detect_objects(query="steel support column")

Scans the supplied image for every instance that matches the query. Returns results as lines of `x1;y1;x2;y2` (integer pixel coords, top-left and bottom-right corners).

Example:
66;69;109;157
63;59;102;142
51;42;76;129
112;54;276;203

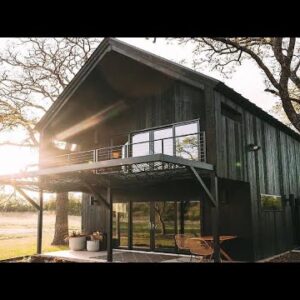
106;186;113;262
37;189;43;254
211;175;220;262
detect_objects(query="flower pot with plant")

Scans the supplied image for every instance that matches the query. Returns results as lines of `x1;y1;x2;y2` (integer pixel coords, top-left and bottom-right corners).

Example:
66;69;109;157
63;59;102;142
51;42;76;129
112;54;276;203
65;231;87;251
87;231;103;252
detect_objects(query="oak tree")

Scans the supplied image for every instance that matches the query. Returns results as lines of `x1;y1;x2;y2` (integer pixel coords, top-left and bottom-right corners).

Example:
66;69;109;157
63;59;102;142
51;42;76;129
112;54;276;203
0;38;101;244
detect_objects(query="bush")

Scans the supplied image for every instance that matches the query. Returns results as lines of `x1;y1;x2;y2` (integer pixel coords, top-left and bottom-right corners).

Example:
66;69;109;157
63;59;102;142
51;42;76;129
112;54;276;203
0;194;82;216
0;197;36;212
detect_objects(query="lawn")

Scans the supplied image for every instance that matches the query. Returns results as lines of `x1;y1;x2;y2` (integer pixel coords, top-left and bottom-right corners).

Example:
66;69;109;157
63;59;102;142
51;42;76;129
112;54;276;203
0;211;81;260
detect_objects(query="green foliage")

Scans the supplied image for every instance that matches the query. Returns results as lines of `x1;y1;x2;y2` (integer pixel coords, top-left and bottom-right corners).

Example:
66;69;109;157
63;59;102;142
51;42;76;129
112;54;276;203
0;194;82;216
175;136;198;160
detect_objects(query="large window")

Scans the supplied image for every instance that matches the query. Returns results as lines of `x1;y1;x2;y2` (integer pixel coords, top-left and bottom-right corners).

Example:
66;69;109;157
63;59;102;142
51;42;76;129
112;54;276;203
113;203;129;248
132;132;150;157
154;128;173;156
130;120;200;160
175;122;198;160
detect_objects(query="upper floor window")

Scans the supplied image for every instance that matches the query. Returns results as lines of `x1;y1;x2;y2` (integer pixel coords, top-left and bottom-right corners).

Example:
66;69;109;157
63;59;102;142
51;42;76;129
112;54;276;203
130;120;200;161
52;140;78;152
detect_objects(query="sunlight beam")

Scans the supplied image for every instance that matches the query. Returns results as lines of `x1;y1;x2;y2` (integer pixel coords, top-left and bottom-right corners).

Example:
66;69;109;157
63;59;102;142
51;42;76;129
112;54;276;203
55;100;127;141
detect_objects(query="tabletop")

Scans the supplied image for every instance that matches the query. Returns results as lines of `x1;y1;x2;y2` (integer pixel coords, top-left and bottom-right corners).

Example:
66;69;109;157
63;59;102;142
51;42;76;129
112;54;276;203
189;235;237;242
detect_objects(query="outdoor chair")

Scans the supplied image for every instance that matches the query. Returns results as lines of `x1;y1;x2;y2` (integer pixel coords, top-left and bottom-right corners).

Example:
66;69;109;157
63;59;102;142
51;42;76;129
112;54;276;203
187;238;214;262
175;234;194;253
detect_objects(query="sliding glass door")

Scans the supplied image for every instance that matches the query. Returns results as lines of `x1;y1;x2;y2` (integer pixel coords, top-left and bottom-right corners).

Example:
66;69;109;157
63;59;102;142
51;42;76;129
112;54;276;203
154;201;176;251
112;203;129;248
132;202;151;249
113;200;201;253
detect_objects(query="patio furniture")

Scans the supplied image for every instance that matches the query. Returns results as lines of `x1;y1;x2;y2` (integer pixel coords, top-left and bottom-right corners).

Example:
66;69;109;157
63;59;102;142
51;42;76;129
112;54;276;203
188;238;214;262
189;235;237;261
175;234;194;252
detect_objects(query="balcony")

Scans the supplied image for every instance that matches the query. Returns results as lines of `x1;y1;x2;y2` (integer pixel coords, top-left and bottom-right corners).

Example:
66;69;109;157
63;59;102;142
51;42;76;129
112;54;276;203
40;131;207;170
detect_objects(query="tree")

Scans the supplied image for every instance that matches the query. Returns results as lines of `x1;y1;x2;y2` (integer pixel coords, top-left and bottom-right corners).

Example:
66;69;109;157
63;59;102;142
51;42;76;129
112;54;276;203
154;202;167;235
0;38;101;244
173;38;300;132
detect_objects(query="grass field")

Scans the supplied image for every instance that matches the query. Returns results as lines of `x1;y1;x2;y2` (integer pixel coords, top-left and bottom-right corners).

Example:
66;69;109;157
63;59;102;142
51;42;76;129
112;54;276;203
0;211;81;260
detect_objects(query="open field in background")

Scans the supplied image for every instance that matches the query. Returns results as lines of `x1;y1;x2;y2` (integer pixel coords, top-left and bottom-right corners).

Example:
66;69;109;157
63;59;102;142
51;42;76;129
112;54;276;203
0;212;81;260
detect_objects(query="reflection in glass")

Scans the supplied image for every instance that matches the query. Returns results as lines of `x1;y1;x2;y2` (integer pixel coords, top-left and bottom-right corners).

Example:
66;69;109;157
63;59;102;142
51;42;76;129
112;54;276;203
261;194;282;211
113;203;129;248
132;202;151;248
183;201;201;236
175;123;199;160
154;202;176;250
132;132;150;157
154;128;173;155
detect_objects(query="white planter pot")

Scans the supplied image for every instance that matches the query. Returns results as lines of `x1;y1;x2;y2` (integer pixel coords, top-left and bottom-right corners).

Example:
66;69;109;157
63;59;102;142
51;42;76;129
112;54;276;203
69;236;86;251
87;240;100;252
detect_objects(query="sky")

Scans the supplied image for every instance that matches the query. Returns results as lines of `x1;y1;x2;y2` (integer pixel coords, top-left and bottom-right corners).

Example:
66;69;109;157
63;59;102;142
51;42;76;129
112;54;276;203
0;37;279;175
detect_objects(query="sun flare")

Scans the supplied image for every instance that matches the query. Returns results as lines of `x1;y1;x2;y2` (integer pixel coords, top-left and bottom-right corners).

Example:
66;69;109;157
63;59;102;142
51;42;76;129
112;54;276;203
0;146;38;175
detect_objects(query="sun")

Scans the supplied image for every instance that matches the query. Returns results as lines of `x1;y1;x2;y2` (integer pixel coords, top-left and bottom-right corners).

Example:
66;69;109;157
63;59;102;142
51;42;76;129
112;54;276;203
0;146;38;175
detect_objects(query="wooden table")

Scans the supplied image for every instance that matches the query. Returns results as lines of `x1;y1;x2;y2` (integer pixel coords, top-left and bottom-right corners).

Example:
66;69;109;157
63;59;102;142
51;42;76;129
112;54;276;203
189;235;237;261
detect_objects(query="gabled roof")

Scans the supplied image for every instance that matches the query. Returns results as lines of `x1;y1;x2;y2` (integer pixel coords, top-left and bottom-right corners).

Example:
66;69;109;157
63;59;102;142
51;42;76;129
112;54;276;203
35;38;219;131
35;38;300;142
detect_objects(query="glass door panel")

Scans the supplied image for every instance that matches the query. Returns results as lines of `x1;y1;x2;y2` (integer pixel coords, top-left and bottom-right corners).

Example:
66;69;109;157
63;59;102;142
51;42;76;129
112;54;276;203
182;201;201;236
132;202;151;249
175;122;199;160
154;128;173;156
154;201;176;251
132;132;150;157
113;203;129;248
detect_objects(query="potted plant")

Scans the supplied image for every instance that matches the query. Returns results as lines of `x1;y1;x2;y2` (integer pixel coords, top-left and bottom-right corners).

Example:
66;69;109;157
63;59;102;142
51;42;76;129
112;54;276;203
65;231;87;251
87;231;103;252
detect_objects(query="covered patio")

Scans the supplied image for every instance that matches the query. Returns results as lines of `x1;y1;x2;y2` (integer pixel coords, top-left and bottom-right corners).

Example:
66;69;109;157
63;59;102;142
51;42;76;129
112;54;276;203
0;152;221;262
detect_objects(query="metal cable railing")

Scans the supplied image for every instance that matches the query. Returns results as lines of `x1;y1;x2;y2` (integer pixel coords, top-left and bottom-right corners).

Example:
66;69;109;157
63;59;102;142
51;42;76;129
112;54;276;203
38;131;207;169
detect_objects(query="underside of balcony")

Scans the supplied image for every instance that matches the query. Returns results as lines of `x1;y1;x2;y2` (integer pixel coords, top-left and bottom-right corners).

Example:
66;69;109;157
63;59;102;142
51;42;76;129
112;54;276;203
0;154;214;193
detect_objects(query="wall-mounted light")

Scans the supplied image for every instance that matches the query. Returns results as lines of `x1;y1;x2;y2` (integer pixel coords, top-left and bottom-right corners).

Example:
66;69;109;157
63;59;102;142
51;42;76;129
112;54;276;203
90;196;100;206
247;143;261;152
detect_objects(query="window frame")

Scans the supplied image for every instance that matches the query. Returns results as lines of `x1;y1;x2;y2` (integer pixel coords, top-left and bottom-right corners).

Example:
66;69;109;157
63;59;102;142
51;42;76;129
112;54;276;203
260;193;283;212
129;119;201;160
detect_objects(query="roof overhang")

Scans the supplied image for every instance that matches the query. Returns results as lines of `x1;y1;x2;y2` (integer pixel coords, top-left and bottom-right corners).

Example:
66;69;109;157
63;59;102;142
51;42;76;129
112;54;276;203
35;38;218;132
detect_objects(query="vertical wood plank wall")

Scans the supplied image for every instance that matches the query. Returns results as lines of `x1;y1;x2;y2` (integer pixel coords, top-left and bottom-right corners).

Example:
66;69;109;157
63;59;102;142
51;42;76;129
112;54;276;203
81;81;300;261
214;91;300;260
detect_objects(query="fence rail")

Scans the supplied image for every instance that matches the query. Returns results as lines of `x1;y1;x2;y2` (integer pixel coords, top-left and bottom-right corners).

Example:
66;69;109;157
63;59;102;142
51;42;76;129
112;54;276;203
38;131;207;169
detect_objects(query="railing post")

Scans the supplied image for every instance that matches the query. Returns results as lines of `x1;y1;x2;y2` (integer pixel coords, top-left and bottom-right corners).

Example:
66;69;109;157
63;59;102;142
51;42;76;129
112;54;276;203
161;139;164;155
93;149;97;163
37;188;43;254
203;132;207;162
197;132;201;161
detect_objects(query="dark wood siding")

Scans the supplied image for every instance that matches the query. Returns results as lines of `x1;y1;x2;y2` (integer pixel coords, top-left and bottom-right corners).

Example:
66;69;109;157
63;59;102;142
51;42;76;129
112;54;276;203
134;81;205;131
214;90;300;260
215;93;244;181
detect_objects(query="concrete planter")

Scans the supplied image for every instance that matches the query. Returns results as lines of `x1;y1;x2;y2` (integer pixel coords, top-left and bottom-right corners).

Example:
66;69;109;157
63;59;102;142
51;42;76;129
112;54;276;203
69;236;86;251
87;240;100;252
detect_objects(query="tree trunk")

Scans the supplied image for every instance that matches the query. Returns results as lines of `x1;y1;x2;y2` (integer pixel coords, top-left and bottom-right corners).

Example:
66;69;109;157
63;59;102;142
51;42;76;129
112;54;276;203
281;96;300;132
159;214;166;235
154;203;166;235
51;192;69;245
